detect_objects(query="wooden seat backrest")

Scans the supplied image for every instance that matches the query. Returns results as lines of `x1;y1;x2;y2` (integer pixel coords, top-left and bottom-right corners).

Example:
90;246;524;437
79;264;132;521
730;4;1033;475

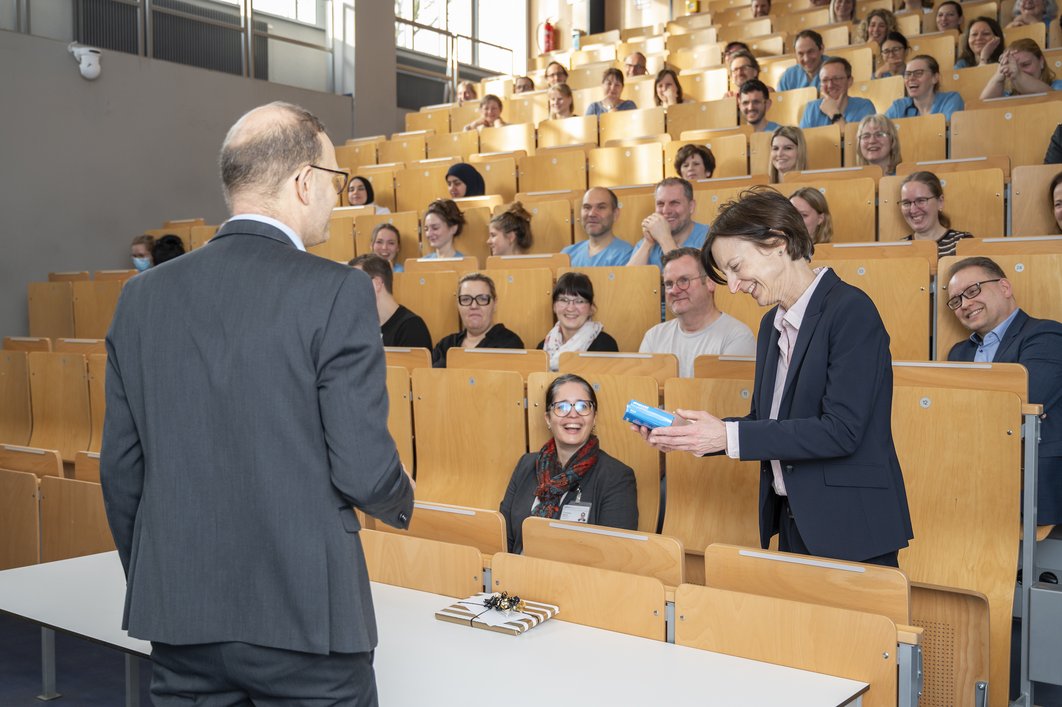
0;469;39;570
557;266;662;352
39;476;115;563
815;257;932;360
425;131;478;160
662;375;762;583
487;267;554;348
951;101;1062;167
692;354;756;380
393;270;460;345
588;143;665;188
896;154;1011;180
385;366;414;474
486;253;570;272
54;338;106;354
521;516;685;586
480;123;536;156
907;32;959;73
537;116;599;149
405;108;451;135
935;252;1062;358
468;154;519;202
359;163;403;212
1011;163;1062;237
490;552;667;640
704;543;910;624
28;282;75;340
675;585;895;707
878;168;1005;242
599;107;666;145
0;444;62;478
678;67;731;103
86;353;105;454
3;336;52;353
956;236;1062;257
527;371;662;533
763;86;817;129
850;74;905;114
518;150;588;193
665;99;740;140
73;451;100;483
378;133;428;165
384;347;432;371
27;352;91;463
411;367;526;509
447;348;549;379
361;529;483;598
781;178;876;243
910;581;991;707
557;351;678;385
310;214;356;262
48;271;90;282
402;256;479;275
891;362;1022;707
749;120;839;174
394;161;452;213
0;351;32;447
505;92;549;125
365;500;507;556
608;189;657;248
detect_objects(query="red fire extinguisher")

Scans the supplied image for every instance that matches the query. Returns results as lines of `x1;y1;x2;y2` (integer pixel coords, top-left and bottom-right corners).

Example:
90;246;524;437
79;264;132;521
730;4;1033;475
538;18;557;54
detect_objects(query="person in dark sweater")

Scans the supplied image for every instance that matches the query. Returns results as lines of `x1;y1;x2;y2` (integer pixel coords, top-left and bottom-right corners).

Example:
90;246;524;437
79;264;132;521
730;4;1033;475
537;272;619;370
431;272;523;367
500;373;638;553
349;254;432;349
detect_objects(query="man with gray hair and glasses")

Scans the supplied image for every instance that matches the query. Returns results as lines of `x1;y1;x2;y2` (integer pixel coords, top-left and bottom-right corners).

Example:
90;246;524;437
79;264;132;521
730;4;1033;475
946;256;1062;525
639;247;755;376
102;101;415;705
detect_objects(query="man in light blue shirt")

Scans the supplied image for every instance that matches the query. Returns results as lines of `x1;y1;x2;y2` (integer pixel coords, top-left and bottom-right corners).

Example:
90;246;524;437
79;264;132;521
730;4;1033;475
562;187;634;267
778;30;829;92
799;57;877;129
627;178;709;270
739;80;782;133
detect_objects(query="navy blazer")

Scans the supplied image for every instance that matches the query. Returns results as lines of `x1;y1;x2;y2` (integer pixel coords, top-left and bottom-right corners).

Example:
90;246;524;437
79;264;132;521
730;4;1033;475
732;269;914;562
101;219;415;655
948;309;1062;524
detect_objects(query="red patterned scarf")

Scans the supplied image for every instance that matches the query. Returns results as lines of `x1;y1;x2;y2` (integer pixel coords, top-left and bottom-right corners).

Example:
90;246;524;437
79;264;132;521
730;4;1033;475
532;436;600;518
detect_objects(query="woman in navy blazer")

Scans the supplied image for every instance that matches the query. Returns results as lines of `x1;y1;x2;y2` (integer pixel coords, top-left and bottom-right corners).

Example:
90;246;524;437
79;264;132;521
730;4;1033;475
643;188;914;565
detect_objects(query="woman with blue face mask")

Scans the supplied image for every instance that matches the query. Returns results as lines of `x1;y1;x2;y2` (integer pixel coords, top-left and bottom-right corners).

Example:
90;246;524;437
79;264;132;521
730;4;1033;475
130;234;154;272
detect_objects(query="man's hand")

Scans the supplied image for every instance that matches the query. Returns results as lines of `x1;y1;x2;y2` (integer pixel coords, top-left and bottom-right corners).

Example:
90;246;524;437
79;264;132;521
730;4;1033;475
641;213;670;244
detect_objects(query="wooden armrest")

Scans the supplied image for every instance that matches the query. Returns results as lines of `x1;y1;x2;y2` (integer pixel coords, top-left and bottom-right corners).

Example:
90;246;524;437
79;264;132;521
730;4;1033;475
1020;524;1055;542
665;586;676;604
1023;403;1044;416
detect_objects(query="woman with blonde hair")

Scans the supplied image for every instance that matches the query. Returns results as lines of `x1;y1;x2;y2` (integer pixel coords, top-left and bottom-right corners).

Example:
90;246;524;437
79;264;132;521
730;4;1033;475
487;202;534;256
854;114;902;176
769;126;808;184
790;187;834;244
547;83;575;120
829;0;856;24
980;38;1062;98
857;9;898;45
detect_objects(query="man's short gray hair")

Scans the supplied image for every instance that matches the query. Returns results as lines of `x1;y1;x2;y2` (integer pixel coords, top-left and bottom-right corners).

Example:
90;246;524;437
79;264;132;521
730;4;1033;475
220;101;327;205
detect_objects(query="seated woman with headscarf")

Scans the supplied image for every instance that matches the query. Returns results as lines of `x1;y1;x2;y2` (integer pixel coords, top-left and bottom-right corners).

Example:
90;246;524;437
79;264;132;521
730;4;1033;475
537;272;618;371
445;163;486;199
500;373;638;553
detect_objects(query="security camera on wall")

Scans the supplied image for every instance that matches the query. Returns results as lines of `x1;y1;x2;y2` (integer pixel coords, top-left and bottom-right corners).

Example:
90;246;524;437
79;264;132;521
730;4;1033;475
68;43;102;80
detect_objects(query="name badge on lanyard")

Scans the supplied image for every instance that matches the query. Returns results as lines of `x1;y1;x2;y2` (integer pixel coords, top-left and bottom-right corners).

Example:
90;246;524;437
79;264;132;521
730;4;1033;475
560;501;592;523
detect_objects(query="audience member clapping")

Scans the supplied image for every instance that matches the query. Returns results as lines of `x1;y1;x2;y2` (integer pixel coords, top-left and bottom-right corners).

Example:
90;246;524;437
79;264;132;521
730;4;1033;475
537;273;619;371
1008;0;1057;28
980;39;1062;99
500;373;637;553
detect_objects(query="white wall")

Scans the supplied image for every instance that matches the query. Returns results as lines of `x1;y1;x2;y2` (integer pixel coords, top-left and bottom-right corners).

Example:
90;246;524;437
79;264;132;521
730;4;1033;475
0;29;353;337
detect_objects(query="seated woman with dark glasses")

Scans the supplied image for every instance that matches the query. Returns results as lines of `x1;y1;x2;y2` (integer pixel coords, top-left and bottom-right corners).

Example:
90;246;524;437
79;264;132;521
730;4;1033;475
431;272;524;367
500;373;638;553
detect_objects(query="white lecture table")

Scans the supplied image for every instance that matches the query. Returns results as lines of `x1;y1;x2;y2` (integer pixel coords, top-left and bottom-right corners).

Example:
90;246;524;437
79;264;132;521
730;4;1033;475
0;552;867;706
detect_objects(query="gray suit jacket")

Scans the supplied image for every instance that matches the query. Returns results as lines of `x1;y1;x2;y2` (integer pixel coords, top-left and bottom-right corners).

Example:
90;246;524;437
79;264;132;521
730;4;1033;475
101;218;414;655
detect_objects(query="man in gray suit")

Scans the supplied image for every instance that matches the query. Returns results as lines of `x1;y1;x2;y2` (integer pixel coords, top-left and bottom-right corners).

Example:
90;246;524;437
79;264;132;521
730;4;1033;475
101;101;415;705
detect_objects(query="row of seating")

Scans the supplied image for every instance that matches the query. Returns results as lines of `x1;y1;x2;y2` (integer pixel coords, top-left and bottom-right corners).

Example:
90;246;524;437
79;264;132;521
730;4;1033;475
368;97;1060;175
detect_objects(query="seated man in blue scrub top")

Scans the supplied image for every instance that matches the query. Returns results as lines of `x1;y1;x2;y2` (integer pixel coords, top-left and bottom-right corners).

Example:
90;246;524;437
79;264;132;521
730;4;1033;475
562;187;634;267
778;30;830;91
626;178;709;270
